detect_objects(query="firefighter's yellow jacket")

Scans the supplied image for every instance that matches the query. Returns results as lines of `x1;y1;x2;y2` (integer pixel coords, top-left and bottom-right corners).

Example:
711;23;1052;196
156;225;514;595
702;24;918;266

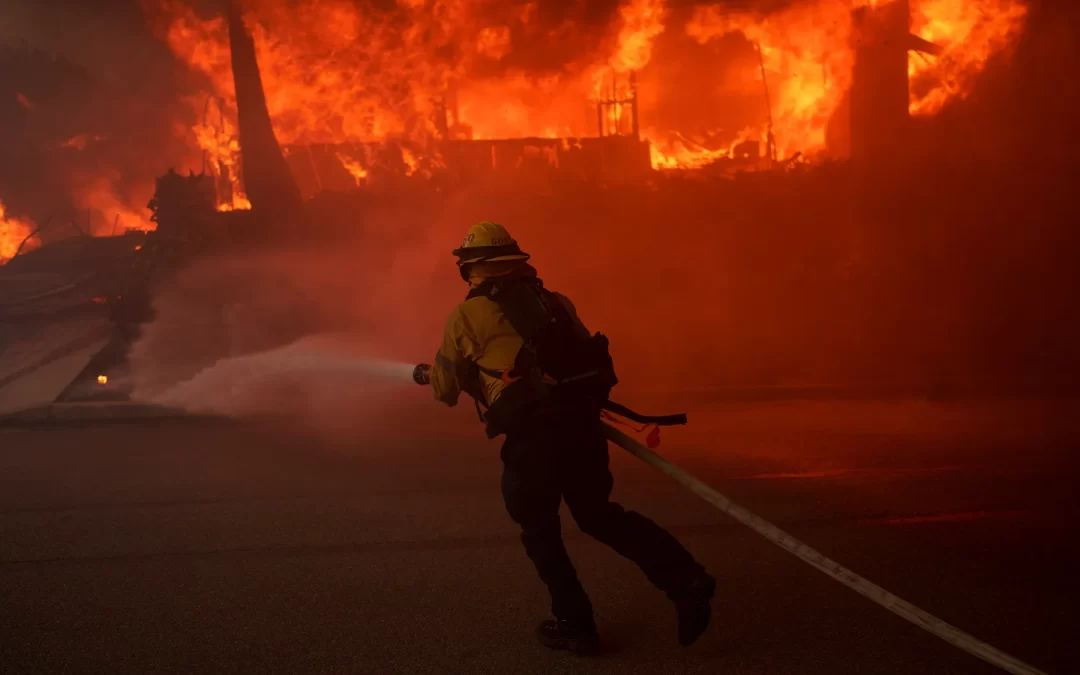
431;264;588;407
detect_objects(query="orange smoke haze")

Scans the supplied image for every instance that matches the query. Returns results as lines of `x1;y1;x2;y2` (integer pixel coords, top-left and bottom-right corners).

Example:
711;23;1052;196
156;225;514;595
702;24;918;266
72;175;156;234
1;28;190;242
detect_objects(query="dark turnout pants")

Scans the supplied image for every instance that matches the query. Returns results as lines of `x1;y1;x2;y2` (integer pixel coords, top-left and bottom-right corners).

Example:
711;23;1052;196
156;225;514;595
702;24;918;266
500;413;705;622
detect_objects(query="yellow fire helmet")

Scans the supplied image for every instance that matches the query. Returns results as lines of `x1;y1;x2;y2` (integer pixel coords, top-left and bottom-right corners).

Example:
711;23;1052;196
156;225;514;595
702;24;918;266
452;221;531;268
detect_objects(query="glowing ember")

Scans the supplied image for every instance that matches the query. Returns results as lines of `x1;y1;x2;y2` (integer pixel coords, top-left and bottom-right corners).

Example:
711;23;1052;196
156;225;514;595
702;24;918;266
97;375;109;385
216;194;253;212
0;200;37;265
401;148;419;177
335;152;368;186
57;134;107;151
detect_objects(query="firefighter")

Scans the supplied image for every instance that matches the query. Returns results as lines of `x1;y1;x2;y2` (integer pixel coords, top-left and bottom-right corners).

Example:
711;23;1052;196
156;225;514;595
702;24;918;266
425;221;716;654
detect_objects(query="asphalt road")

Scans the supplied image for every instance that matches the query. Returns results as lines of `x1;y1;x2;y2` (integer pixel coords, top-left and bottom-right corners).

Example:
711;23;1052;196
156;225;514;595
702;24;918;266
1;399;1077;674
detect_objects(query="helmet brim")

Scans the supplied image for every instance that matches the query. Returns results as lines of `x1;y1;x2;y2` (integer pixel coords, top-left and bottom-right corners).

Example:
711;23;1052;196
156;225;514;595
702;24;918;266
453;242;530;267
458;253;531;265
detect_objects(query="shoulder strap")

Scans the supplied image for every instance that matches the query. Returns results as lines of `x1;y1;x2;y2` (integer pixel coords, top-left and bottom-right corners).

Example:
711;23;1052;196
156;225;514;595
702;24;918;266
465;278;499;301
465;276;544;301
466;277;553;345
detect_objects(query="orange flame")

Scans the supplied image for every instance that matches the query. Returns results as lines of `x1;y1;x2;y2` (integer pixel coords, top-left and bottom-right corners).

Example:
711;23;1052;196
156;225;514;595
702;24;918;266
648;127;768;171
1;200;37;265
611;0;667;73
194;104;252;211
688;0;1027;159
216;194;253;212
908;0;1030;115
335;151;368;186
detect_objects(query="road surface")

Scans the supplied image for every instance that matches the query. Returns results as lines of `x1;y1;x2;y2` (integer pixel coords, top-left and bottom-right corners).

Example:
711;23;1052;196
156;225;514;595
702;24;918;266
1;398;1076;674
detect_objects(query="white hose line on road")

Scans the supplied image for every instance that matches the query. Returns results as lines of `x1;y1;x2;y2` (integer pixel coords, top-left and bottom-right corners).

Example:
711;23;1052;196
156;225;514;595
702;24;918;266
602;424;1049;675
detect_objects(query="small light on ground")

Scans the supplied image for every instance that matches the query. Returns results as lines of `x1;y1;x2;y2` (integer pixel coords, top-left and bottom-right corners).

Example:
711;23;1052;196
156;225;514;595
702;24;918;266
97;375;108;385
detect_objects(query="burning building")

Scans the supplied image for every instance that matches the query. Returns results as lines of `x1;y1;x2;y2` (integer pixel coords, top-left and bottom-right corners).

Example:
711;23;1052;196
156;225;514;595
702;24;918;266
0;0;1031;247
148;0;1029;210
282;74;653;198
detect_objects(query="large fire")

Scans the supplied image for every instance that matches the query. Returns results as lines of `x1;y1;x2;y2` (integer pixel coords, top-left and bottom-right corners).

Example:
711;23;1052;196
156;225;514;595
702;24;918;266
686;0;1028;160
150;0;1026;204
0;200;38;265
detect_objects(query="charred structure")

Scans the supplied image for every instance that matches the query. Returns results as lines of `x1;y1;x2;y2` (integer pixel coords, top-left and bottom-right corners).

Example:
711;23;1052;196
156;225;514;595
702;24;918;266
225;1;303;214
849;0;943;162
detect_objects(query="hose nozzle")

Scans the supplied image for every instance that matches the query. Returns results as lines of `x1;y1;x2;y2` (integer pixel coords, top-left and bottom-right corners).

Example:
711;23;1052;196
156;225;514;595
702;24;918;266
413;363;431;386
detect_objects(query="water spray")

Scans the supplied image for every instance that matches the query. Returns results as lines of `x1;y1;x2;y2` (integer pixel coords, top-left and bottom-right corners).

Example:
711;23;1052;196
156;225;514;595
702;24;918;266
140;335;419;415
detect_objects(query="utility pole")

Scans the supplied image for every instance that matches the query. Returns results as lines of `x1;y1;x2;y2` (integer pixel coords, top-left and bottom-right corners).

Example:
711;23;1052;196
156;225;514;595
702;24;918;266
756;41;777;164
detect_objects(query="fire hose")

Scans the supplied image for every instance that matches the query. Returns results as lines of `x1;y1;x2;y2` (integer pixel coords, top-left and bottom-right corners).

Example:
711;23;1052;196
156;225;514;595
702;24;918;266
413;362;1048;675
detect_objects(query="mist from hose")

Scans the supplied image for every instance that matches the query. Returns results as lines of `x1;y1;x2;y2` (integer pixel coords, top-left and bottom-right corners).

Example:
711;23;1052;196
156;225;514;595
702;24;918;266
141;334;416;418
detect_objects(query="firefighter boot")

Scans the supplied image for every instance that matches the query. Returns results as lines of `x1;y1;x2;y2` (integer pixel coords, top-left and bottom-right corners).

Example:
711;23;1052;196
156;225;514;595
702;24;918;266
535;617;600;655
675;573;716;646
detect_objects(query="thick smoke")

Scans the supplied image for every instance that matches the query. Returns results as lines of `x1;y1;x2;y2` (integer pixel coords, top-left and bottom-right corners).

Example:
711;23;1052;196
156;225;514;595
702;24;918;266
0;0;199;236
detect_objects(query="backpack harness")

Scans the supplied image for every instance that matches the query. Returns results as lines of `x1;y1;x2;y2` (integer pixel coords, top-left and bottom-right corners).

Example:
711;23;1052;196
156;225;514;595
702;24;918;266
461;276;687;438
